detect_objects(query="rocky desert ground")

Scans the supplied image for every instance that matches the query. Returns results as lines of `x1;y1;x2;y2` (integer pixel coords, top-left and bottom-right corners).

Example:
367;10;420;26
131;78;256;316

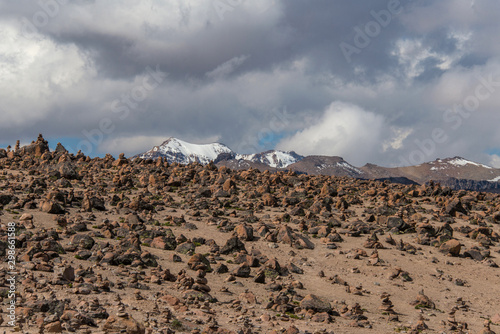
0;135;499;334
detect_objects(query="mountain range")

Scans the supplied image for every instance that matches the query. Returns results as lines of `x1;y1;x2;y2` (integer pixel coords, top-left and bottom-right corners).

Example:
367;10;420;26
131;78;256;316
135;138;500;192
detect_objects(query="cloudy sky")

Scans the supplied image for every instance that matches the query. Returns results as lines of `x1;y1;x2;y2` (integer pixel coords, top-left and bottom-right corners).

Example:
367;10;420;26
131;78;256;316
1;0;500;167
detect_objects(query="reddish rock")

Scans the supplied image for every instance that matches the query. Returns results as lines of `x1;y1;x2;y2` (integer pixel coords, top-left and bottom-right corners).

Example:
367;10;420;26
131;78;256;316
40;201;64;214
439;239;461;256
103;315;145;334
44;321;63;333
235;224;254;241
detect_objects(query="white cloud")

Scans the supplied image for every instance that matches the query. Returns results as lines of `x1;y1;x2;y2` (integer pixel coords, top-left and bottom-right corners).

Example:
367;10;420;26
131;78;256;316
489;154;500;168
430;60;500;109
277;102;385;166
383;127;413;152
205;55;249;79
391;33;471;80
0;24;92;127
1;1;500;168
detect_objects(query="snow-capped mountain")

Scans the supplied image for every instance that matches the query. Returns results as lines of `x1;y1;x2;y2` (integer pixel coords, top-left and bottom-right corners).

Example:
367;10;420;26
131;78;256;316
136;138;302;168
135;139;500;192
361;156;500;188
137;138;233;165
427;157;493;170
236;150;303;168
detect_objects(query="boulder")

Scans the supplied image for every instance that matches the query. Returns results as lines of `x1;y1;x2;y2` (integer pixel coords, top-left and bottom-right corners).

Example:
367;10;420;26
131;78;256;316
188;253;211;271
220;236;246;255
150;236;177;250
443;198;467;217
103;315;145;334
300;294;332;313
69;234;95;250
235;224;254;241
232;263;251;278
40;201;65;214
439;239;461;256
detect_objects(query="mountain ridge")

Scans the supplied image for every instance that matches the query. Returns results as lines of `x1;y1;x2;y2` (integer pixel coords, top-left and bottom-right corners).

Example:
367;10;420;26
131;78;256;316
134;137;500;191
136;137;303;169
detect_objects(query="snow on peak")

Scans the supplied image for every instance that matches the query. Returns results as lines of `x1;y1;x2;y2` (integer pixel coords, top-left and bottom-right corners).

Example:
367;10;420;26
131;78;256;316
446;157;492;169
236;150;303;168
429;157;493;170
337;161;362;174
140;137;233;164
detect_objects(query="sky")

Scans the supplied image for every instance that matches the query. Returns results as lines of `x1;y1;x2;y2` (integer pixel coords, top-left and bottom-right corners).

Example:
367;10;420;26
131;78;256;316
1;0;500;167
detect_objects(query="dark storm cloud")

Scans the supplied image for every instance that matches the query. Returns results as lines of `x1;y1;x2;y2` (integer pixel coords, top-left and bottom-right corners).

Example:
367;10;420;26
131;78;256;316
1;0;500;166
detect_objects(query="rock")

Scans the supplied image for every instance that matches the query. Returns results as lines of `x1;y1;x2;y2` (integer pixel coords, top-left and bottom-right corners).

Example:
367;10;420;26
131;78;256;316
54;142;68;154
276;225;314;249
59;163;78;179
254;271;266;284
232;263;251;278
19;213;33;221
19;134;50;157
444;198;468;217
386;216;408;231
311;312;331;323
222;178;236;191
287;262;304;274
214;264;229;274
239;291;257;304
103;314;145;334
188;253;211;271
300;294;332;313
151;236;177;250
262;193;277;206
464;249;484;261
69;234;95;250
491;313;500;325
235;224;254;241
439;239;461;256
40;201;65;214
182;289;213;302
277;225;294;245
492;212;500;224
175;242;196;254
44;321;63;332
113;153;129;167
82;194;106;211
0;194;13;206
410;290;435;309
220;236;246;255
54;266;75;282
284;325;300;334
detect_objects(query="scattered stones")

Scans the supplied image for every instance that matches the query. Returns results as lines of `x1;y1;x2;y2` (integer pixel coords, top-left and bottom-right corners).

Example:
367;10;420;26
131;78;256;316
1;134;499;334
